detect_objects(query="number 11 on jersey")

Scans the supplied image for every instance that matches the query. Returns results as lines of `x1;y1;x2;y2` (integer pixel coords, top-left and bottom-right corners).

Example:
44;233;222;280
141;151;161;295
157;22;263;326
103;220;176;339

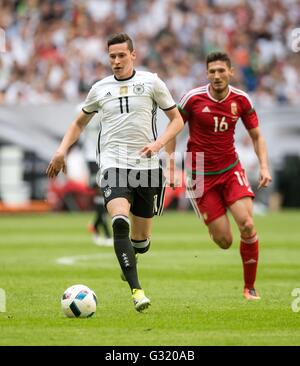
119;96;129;113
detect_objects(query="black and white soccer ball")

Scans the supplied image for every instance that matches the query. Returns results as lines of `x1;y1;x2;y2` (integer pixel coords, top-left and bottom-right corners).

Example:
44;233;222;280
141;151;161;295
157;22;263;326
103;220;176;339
61;284;97;318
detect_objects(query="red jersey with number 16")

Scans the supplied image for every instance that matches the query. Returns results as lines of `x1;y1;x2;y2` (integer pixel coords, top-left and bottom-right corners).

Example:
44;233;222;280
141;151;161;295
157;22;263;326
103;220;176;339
178;84;259;174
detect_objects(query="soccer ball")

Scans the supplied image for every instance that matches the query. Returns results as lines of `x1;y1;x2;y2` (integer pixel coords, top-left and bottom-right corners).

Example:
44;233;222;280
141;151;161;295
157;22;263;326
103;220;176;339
61;284;97;318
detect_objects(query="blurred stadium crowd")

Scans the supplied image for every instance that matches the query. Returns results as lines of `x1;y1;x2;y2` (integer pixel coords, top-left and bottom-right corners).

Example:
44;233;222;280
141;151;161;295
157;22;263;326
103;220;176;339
0;0;299;106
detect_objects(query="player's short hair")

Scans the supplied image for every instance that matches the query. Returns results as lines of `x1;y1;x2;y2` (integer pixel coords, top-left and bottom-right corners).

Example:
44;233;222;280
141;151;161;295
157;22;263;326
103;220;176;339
206;52;231;68
107;33;134;52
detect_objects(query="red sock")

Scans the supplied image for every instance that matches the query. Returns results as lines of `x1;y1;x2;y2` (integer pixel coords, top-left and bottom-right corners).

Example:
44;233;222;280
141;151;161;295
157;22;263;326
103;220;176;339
240;234;259;289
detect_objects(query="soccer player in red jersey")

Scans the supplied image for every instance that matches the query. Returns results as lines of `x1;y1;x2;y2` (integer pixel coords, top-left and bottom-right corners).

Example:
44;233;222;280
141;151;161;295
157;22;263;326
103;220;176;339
178;52;272;300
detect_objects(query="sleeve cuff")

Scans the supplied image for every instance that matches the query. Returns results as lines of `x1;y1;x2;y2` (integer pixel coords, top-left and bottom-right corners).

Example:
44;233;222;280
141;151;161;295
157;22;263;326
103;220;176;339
160;104;176;111
82;108;98;115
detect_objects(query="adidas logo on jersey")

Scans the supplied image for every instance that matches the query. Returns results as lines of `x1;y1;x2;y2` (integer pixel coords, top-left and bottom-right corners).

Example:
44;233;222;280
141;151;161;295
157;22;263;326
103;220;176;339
104;92;112;97
202;106;211;112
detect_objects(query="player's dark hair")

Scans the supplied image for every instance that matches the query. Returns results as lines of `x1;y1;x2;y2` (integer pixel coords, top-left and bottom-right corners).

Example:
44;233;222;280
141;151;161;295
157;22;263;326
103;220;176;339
107;33;134;52
206;52;231;68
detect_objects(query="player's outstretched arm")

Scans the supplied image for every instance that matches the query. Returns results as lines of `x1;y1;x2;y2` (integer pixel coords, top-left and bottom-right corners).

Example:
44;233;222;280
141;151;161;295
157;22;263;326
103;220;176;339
46;111;95;178
248;127;272;189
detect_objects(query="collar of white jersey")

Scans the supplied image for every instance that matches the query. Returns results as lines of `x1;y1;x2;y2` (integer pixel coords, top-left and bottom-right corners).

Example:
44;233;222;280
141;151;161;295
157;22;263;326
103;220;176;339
114;69;136;82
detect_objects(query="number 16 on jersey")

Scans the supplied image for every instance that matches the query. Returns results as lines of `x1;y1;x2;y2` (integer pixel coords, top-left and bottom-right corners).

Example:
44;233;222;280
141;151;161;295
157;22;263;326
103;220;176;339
214;116;228;132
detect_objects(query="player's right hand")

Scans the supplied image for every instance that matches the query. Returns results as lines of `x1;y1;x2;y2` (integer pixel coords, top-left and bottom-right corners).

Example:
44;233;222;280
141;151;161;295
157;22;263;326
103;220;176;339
46;152;66;178
139;140;163;158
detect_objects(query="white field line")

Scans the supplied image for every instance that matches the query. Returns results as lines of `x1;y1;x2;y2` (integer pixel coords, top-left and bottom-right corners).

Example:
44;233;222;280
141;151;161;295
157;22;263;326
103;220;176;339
56;252;114;265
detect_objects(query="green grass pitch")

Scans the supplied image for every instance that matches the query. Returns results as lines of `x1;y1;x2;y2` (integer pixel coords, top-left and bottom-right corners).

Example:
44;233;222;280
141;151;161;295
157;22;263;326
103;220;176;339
0;210;299;345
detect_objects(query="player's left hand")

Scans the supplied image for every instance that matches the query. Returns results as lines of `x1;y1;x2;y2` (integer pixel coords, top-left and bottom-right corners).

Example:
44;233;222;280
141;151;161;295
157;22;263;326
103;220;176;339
258;167;272;189
139;141;163;158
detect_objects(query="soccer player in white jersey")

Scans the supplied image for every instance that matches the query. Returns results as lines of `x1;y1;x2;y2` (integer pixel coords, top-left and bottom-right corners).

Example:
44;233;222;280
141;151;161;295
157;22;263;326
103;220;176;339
46;33;184;312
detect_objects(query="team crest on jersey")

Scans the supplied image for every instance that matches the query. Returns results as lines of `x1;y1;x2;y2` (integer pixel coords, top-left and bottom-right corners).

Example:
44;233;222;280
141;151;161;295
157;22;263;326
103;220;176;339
120;86;128;95
133;83;144;95
231;102;238;115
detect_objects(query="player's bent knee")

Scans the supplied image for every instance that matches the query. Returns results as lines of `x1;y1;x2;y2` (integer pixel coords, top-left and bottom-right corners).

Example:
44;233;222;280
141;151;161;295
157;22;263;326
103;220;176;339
218;240;232;250
212;235;233;249
112;215;130;238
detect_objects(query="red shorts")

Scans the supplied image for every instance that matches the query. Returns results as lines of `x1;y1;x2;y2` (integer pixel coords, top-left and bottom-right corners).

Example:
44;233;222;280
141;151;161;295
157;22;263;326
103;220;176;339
188;161;255;224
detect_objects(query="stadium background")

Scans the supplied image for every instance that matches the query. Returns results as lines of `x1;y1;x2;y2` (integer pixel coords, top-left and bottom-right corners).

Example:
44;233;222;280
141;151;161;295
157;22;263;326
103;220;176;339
0;0;300;209
0;0;300;347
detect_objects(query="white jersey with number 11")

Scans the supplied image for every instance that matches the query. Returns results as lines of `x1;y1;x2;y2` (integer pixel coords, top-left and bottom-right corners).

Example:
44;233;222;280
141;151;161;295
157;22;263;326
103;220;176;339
82;70;176;173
